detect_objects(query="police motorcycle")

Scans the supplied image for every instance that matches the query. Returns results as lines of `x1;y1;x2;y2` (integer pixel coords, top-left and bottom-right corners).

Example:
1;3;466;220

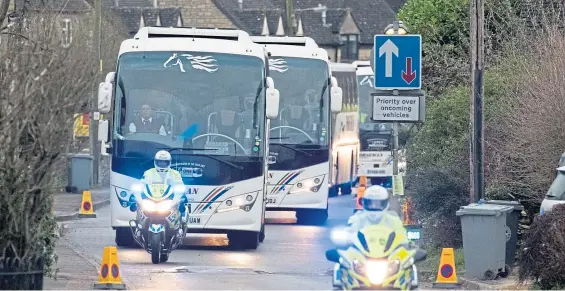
326;224;427;290
127;181;188;264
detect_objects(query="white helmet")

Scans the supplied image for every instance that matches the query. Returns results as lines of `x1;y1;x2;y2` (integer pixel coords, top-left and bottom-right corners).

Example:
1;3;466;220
154;150;172;172
362;185;390;212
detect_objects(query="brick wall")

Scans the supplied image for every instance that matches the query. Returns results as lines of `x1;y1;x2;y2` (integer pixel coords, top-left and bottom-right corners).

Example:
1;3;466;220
158;0;235;28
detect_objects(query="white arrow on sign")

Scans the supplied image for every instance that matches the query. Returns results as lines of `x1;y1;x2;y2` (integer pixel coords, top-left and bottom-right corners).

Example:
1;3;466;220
379;39;399;78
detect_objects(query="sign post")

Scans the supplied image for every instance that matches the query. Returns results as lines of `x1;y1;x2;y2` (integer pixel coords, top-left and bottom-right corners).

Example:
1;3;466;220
369;21;425;221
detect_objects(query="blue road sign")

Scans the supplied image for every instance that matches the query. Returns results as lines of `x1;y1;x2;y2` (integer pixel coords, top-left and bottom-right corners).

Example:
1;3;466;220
374;34;422;90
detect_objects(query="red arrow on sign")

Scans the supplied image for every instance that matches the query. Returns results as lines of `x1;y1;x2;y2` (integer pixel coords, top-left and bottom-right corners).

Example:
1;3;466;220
402;57;416;84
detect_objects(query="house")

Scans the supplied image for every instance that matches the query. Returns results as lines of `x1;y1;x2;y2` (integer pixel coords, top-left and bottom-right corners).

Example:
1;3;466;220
6;0;406;63
6;0;183;47
110;0;406;63
209;0;405;62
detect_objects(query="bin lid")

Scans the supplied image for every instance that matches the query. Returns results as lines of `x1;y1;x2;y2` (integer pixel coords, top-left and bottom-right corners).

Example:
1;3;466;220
483;200;524;211
456;203;513;216
71;153;94;160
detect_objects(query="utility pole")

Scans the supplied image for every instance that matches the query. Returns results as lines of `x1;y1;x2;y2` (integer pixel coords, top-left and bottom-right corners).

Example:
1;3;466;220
390;21;401;217
469;0;484;203
285;0;293;35
89;0;102;185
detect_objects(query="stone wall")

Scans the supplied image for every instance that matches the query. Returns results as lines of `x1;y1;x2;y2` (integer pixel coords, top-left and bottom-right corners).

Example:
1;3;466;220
157;0;236;28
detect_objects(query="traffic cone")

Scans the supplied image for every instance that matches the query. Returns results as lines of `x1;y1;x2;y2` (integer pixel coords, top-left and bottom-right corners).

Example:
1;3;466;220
358;175;368;188
94;246;126;290
354;176;366;213
354;175;368;199
432;248;461;289
78;190;97;218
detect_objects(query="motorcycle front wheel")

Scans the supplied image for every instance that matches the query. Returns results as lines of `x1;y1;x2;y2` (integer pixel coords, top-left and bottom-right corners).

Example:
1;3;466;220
151;233;162;264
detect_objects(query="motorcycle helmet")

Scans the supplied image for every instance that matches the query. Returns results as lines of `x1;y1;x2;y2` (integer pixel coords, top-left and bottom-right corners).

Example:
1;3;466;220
154;150;172;172
362;185;390;212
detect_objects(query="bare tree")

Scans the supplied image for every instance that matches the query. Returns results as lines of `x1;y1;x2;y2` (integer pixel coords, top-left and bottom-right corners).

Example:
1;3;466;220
0;7;124;288
0;0;11;31
484;1;565;210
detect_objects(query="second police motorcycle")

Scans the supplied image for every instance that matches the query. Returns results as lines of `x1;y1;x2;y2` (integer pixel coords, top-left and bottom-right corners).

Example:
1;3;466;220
326;185;427;290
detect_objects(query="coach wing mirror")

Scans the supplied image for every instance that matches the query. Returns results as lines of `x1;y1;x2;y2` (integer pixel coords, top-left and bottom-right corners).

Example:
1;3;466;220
266;77;280;119
98;120;110;156
98;119;109;143
98;72;115;113
330;76;343;113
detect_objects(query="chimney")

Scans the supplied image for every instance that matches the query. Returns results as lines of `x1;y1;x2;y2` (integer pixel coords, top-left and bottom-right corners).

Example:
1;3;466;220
295;16;303;36
153;0;158;8
261;14;269;35
238;0;242;10
275;15;285;36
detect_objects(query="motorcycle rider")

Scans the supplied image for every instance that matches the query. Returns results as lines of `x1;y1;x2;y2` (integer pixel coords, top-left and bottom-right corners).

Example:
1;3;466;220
141;150;184;186
140;151;189;224
331;185;419;289
348;185;404;229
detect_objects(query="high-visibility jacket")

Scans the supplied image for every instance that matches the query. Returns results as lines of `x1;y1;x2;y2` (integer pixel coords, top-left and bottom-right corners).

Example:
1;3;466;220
141;168;183;199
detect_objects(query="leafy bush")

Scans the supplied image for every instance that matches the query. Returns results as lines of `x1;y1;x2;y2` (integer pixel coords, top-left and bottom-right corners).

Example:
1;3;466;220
405;82;472;248
518;204;565;289
405;66;515;248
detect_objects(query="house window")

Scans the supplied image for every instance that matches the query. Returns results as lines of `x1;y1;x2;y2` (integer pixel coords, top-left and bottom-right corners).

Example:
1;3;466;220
340;34;358;62
61;18;72;48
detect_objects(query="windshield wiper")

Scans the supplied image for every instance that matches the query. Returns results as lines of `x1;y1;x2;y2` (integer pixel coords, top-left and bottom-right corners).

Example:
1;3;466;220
162;148;244;170
270;143;313;157
252;82;263;129
114;132;126;140
319;79;329;123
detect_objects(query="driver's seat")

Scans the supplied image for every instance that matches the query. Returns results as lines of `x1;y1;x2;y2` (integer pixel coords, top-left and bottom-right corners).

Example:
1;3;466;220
282;105;310;130
211;110;243;140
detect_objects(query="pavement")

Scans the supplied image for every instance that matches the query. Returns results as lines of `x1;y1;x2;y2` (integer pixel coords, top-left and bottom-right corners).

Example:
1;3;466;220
46;187;525;290
53;189;111;221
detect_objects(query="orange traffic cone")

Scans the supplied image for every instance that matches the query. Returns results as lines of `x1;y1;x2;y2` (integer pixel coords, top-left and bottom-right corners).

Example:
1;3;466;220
354;175;368;199
358;175;368;188
78;190;97;218
94;246;126;290
432;248;461;289
354;176;367;212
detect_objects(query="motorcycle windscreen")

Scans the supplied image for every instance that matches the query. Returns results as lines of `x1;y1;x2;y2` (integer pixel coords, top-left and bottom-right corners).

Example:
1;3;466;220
147;184;170;199
357;225;406;257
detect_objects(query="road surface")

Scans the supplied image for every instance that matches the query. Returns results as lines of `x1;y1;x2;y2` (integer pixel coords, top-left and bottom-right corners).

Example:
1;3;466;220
60;194;426;289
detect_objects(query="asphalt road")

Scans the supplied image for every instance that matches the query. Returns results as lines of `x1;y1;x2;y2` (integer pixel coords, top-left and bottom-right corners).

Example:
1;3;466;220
63;194;359;289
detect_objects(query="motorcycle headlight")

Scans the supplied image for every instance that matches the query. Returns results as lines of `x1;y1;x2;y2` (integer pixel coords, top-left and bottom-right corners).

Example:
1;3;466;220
366;260;389;285
216;192;258;213
131;183;144;194
141;200;174;213
289;175;325;194
330;227;352;246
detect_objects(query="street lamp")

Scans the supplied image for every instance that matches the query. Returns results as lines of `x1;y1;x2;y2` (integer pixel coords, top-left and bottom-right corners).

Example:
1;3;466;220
370;21;409;72
383;21;408;35
293;4;331;29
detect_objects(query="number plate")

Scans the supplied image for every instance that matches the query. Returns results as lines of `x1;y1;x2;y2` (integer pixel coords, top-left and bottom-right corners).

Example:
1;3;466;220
407;229;421;240
367;169;387;174
267;198;277;204
187;217;201;224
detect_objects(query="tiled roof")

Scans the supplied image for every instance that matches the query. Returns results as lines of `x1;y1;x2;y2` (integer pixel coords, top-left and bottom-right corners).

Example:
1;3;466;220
15;0;92;13
386;0;406;12
14;0;154;13
211;0;402;45
101;0;153;8
109;7;182;35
